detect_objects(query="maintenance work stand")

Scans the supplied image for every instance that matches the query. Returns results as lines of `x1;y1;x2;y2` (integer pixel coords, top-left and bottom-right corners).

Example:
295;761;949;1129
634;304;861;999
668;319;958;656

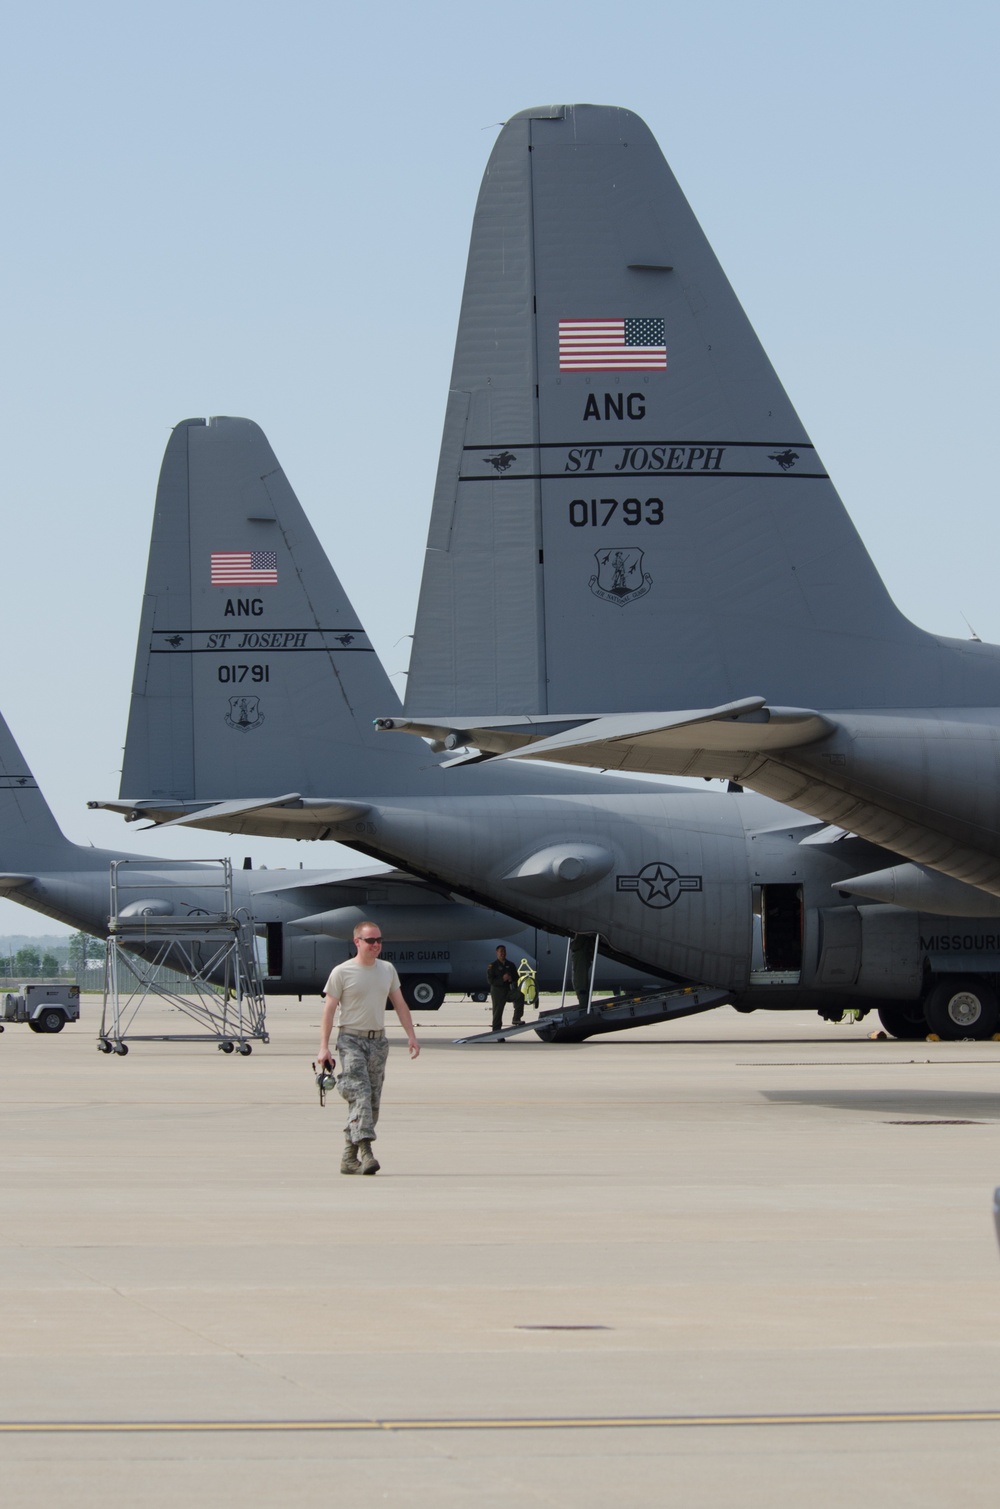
98;858;268;1056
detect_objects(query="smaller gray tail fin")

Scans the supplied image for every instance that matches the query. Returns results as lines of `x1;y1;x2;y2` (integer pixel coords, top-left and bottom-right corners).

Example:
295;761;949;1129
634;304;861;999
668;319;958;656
0;708;77;874
120;417;430;804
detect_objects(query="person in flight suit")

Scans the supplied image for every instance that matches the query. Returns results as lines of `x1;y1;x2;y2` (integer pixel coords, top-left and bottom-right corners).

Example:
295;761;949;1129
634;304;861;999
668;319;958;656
486;945;524;1033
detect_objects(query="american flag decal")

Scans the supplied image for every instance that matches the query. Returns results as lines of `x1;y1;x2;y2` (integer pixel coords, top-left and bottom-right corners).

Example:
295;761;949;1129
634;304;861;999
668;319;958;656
210;551;278;585
558;317;667;371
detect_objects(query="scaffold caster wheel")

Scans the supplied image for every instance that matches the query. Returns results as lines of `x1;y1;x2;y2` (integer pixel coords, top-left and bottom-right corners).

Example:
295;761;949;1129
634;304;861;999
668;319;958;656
97;1040;112;1054
237;1043;252;1056
114;1043;129;1056
220;1041;234;1053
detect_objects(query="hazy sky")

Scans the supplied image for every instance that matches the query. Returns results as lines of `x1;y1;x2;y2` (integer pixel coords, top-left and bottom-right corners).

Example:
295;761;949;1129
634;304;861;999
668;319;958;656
1;0;997;934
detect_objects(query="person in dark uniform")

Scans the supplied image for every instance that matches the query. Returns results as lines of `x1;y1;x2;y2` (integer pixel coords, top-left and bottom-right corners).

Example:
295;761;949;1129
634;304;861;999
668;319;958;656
571;932;598;1009
487;945;524;1032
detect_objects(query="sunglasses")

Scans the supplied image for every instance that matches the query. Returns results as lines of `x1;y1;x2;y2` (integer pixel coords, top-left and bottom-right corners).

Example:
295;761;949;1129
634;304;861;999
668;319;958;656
358;936;383;945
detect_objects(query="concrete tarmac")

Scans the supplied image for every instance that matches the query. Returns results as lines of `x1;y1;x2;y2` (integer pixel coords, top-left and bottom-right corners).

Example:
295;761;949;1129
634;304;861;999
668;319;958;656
2;994;999;1506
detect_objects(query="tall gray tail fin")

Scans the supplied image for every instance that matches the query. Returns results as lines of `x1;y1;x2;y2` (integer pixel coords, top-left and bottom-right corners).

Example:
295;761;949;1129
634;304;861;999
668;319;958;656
120;418;427;803
406;104;974;717
0;708;78;873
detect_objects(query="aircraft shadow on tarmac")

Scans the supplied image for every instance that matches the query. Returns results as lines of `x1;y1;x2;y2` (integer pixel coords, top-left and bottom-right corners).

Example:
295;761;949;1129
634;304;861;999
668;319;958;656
763;1088;1000;1119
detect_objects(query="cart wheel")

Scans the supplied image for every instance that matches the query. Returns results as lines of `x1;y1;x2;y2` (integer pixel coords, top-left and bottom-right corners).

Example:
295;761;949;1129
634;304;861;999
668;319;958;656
238;1043;252;1056
114;1043;129;1056
97;1040;112;1054
220;1041;235;1053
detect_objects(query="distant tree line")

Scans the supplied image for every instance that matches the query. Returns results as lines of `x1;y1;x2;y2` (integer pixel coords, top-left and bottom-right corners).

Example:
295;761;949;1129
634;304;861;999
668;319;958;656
0;931;103;979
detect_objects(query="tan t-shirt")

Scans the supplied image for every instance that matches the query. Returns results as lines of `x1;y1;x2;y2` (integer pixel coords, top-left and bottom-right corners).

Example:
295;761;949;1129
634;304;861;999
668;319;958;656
324;957;401;1033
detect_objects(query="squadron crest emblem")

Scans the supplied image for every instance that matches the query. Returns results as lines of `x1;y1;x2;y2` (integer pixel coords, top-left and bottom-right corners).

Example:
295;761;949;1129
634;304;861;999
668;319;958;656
589;547;652;605
225;696;265;732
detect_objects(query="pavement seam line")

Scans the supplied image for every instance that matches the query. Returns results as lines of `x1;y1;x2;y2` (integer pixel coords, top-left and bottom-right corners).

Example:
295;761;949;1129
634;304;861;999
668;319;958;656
3;1410;1000;1434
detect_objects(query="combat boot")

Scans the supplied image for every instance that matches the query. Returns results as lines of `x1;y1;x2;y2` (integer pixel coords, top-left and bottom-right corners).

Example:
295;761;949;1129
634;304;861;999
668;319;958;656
357;1139;380;1175
340;1139;361;1175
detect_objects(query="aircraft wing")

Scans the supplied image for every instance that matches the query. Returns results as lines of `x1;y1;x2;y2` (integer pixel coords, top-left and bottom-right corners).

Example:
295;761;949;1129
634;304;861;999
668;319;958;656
381;700;833;775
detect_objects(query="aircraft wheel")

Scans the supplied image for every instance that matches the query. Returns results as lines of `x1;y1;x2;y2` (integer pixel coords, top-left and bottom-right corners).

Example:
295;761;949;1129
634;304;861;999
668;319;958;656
876;1002;928;1040
238;1043;252;1055
401;976;446;1011
923;977;999;1040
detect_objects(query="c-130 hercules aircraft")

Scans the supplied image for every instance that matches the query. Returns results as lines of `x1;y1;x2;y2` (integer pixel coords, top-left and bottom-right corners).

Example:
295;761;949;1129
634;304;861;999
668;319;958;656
95;104;1000;1040
366;101;1000;1040
93;394;997;1039
0;699;588;1010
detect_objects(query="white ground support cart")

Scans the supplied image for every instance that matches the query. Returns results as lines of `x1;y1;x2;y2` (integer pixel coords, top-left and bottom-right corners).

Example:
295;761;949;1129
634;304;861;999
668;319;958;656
1;983;81;1035
97;857;267;1056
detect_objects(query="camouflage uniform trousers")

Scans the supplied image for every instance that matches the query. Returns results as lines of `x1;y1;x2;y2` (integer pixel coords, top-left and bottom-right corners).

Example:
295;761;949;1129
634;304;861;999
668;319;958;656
336;1032;389;1144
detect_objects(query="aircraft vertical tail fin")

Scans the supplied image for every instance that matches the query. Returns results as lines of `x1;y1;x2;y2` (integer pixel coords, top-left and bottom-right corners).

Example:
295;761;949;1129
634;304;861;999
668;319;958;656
406;103;976;718
120;418;430;804
0;708;77;874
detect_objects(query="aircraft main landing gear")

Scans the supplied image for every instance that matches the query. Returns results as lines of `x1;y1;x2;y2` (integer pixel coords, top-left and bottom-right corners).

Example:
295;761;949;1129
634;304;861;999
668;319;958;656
923;977;999;1040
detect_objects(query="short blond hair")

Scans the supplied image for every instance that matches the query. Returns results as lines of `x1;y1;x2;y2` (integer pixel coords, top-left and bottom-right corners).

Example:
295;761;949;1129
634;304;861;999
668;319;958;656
353;920;380;939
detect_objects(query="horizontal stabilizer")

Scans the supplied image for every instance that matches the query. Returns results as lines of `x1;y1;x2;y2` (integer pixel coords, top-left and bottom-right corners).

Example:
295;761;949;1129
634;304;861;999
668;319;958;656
141;794;306;830
138;796;372;842
90;793;303;827
382;700;832;776
0;873;34;891
375;712;600;757
495;704;832;765
89;797;218;824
